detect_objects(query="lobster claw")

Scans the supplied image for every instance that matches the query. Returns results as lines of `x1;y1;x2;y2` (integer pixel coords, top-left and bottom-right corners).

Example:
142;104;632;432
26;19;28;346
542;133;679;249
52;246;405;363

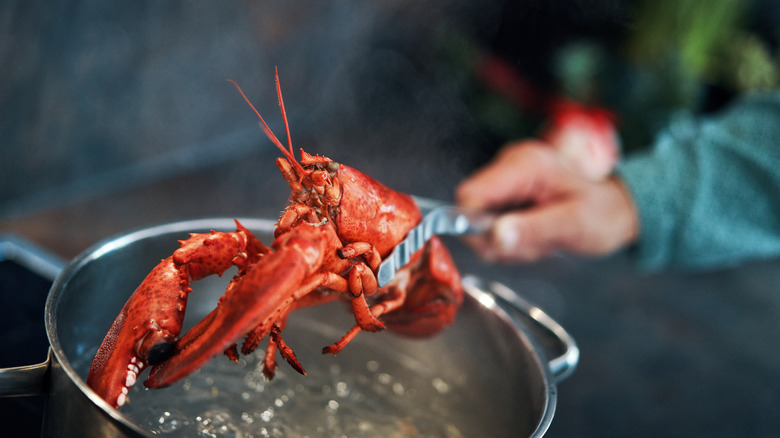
86;257;187;408
86;222;269;408
145;228;328;389
381;235;463;337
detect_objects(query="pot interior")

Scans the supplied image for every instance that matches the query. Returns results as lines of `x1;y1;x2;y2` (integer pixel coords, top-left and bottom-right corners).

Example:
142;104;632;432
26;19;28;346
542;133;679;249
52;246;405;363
47;218;552;437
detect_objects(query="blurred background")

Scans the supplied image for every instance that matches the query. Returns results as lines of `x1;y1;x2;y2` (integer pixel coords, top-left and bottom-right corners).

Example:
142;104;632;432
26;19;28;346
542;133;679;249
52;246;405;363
1;0;779;436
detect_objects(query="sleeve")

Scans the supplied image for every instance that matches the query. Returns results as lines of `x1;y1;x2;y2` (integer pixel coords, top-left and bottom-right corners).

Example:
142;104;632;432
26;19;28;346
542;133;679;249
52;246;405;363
615;90;780;271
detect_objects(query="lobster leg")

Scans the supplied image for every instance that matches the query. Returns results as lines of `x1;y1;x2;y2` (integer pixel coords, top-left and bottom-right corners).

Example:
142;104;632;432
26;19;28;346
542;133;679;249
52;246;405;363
268;322;305;376
337;242;386;332
323;236;462;355
254;286;342;379
87;223;265;408
347;262;385;331
223;276;331;360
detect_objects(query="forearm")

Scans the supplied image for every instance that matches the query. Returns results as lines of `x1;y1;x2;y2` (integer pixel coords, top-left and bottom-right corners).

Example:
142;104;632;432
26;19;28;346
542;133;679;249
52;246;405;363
616;91;780;270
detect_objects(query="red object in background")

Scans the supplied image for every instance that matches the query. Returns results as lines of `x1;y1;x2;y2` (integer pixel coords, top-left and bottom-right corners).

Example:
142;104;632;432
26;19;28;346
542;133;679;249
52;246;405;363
477;54;548;113
477;53;620;180
543;99;619;180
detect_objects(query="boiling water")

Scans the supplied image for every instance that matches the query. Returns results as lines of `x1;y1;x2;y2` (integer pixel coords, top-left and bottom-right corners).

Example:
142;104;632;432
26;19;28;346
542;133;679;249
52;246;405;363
123;352;463;437
116;302;476;438
86;263;481;437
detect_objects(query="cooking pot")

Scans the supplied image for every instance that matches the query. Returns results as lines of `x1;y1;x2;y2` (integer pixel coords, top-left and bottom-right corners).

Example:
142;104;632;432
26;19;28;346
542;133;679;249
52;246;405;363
0;218;578;437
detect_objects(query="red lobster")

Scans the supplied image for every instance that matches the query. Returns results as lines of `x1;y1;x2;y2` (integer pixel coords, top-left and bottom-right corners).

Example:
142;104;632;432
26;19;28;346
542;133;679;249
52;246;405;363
87;69;463;409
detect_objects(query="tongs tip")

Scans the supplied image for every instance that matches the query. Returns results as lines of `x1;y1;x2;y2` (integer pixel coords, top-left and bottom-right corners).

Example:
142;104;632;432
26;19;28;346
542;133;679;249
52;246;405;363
376;198;495;287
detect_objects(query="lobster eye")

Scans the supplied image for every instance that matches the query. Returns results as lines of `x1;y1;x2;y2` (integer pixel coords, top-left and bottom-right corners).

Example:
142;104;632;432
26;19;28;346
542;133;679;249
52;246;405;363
326;161;339;173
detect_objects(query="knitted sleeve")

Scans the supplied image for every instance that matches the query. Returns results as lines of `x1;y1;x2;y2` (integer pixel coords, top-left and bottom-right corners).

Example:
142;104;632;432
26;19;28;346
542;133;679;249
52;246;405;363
616;91;780;270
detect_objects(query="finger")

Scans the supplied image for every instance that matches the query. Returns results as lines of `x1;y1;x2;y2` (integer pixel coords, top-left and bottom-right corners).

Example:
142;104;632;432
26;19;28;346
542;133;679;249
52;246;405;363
456;141;575;210
455;141;542;209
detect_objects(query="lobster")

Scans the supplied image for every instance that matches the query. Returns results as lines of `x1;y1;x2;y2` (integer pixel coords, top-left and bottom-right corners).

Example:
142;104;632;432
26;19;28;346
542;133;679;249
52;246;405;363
86;69;463;409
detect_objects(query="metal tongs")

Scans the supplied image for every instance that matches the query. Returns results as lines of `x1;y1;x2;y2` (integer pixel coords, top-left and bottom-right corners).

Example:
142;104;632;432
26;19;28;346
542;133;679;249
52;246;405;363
376;197;495;287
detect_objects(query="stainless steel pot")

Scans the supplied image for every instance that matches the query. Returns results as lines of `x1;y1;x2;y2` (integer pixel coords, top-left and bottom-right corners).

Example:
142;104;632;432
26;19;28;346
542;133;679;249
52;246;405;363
0;218;578;437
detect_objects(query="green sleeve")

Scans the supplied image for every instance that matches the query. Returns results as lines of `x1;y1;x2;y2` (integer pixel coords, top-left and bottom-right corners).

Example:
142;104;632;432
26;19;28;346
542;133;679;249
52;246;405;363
616;90;780;271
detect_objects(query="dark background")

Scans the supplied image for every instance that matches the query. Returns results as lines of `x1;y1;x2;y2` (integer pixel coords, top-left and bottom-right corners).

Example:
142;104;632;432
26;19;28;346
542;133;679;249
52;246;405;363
2;1;779;436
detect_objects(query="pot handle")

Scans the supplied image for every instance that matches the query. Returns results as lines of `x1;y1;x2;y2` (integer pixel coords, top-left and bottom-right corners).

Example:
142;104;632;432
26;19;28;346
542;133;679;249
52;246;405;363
463;276;579;382
0;349;51;396
0;235;65;397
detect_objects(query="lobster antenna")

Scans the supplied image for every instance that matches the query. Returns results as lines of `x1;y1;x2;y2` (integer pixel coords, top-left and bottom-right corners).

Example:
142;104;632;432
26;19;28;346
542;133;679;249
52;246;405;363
274;67;295;162
228;78;300;171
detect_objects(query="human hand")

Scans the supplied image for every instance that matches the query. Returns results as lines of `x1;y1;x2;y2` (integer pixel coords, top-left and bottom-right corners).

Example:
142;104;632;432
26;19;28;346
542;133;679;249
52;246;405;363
455;141;639;262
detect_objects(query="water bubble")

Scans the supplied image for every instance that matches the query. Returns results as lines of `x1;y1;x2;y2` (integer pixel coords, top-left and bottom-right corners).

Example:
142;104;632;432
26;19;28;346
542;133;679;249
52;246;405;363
326;399;339;413
155;410;181;432
392;382;405;396
158;411;170;424
195;410;247;438
431;377;450;394
366;360;379;372
335;381;348;398
377;373;391;385
260;408;274;422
